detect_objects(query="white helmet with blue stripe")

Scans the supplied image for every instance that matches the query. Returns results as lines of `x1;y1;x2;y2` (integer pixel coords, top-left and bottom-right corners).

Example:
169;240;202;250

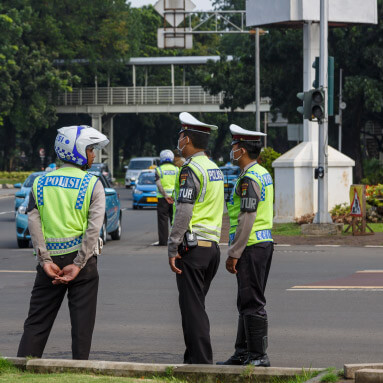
55;125;109;166
160;149;174;163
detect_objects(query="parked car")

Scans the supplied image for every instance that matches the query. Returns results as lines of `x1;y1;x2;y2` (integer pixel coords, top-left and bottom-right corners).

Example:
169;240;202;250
125;157;160;188
219;165;241;200
14;171;46;215
132;170;158;209
89;162;112;184
16;171;122;248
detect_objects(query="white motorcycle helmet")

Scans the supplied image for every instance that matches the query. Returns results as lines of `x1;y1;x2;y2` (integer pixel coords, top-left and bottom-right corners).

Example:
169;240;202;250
160;149;174;163
54;125;109;166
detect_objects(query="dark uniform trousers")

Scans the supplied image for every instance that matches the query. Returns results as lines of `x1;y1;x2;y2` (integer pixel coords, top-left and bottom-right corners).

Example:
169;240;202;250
175;242;220;364
17;252;98;360
157;197;173;245
234;242;273;351
236;242;273;317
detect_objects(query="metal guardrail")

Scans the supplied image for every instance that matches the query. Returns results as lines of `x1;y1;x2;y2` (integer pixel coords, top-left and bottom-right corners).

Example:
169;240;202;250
57;86;270;107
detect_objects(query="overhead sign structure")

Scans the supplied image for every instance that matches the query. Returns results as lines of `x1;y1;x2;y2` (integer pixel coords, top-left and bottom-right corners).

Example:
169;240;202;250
154;0;196;27
158;28;193;49
155;0;196;49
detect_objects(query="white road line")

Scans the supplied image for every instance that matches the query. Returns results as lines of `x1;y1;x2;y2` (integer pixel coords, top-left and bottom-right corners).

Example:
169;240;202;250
315;244;341;247
275;244;291;247
0;270;36;273
286;288;383;291
357;270;383;273
365;245;383;248
0;211;14;215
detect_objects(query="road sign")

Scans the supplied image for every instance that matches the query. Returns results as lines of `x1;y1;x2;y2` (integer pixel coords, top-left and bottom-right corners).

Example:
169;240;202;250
158;28;193;49
154;0;196;27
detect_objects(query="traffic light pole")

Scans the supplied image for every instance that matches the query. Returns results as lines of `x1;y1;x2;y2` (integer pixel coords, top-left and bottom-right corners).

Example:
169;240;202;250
314;0;332;224
255;27;260;132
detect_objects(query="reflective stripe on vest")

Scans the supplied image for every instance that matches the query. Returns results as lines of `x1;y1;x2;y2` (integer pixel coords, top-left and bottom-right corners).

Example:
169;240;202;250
33;168;97;256
227;162;273;246
177;155;224;243
156;163;178;198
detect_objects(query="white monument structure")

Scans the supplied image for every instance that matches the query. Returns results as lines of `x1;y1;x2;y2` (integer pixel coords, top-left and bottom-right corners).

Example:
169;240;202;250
246;0;377;222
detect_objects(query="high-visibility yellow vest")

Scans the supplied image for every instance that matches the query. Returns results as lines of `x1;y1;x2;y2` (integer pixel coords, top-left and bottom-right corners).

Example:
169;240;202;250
227;162;273;246
33;167;98;256
175;155;224;243
155;163;178;198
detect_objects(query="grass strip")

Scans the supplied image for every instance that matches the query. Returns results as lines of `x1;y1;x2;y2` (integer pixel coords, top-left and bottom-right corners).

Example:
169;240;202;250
273;222;383;236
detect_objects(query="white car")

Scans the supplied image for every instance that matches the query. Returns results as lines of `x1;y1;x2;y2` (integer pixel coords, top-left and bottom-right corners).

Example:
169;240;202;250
124;157;160;188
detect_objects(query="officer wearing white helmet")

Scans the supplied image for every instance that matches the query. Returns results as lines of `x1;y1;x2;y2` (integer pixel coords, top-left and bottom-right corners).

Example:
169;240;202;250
155;149;178;246
217;124;273;368
18;125;109;360
168;112;224;364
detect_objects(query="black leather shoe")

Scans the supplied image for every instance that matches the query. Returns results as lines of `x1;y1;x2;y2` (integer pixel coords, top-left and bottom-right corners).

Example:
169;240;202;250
244;354;270;367
216;352;248;365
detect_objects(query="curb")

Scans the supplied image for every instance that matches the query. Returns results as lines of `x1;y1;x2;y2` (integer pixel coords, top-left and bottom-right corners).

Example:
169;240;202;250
6;357;324;382
355;368;383;383
0;184;15;189
345;363;383;379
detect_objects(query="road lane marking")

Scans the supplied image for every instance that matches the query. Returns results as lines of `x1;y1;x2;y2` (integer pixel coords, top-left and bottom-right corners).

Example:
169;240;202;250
291;285;383;289
287;288;383;291
0;211;14;215
275;244;291;247
0;270;36;273
357;270;383;273
315;244;341;247
365;245;383;248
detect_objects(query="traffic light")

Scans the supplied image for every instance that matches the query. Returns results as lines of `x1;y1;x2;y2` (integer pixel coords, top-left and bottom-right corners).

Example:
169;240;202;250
312;57;319;89
310;88;325;121
312;56;334;116
296;91;312;120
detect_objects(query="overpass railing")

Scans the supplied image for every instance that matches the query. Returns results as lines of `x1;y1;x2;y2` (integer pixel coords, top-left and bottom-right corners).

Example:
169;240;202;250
57;86;270;107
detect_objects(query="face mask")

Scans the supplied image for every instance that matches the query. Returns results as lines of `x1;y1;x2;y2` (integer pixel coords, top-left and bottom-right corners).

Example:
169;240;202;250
230;148;243;165
177;136;188;155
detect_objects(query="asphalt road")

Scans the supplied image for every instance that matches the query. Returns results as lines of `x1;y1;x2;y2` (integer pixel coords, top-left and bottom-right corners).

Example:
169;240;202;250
1;187;383;368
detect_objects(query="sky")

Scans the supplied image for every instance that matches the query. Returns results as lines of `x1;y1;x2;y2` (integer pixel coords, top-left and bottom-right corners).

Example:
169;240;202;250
129;0;214;11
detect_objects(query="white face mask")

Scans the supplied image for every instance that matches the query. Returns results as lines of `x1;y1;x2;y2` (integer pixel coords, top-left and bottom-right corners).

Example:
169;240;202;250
230;147;243;164
177;136;188;155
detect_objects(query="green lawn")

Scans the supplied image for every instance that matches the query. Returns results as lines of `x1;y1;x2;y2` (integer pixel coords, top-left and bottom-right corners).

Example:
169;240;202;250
272;222;383;236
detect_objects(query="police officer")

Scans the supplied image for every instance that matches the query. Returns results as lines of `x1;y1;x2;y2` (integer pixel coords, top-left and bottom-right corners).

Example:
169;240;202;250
17;125;109;360
168;112;224;364
217;124;274;367
155;149;178;246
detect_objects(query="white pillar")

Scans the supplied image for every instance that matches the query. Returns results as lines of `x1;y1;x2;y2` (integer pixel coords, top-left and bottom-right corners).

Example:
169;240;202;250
91;113;103;163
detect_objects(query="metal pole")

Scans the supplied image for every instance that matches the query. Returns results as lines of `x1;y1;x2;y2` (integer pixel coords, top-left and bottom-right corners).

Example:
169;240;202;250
314;0;332;224
255;27;260;132
338;68;343;152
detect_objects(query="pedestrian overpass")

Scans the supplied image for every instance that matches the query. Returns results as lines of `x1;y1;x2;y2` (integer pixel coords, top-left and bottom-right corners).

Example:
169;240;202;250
55;56;271;176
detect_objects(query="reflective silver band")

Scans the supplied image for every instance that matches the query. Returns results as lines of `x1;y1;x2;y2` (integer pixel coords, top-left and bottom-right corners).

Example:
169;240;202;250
190;160;207;202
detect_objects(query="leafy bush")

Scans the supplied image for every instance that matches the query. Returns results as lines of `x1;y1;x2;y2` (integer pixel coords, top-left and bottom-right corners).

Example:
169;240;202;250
0;171;33;183
258;147;281;180
362;158;383;185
